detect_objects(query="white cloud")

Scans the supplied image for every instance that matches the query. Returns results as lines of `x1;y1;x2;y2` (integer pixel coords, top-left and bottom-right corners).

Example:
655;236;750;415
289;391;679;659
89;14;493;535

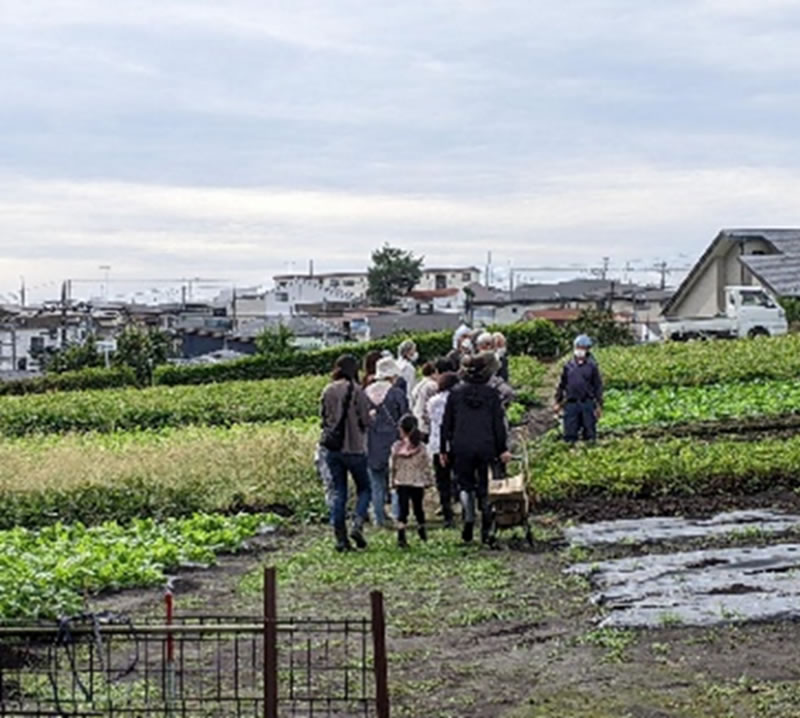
3;0;800;300
2;164;800;296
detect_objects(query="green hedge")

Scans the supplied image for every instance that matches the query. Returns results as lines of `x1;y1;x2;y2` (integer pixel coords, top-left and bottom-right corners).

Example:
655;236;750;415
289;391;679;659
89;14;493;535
0;366;137;396
155;320;562;386
0;321;562;394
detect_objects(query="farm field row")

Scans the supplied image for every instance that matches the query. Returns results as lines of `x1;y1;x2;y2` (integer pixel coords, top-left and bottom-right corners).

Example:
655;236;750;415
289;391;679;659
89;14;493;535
602;378;800;433
0;356;543;437
0;422;322;530
530;433;800;503
595;333;800;389
0;374;328;436
0;512;280;620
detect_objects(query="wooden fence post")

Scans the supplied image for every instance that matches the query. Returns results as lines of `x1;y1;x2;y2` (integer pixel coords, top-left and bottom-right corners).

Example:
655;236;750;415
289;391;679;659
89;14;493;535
370;591;390;718
264;567;278;718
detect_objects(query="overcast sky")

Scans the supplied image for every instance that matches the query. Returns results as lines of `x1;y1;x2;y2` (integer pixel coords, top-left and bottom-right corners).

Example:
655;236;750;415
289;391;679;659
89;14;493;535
2;0;800;301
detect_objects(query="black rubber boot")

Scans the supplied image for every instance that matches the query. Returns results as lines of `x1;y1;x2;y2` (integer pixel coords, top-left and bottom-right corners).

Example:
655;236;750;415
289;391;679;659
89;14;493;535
462;522;474;544
417;525;427;542
397;528;408;549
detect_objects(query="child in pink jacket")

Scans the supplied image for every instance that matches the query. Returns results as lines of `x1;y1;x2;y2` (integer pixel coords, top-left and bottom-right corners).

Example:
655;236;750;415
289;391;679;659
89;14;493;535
390;414;434;548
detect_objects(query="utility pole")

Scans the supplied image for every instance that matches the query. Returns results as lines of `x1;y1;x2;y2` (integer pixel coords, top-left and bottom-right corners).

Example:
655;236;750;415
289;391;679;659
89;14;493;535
19;276;26;308
601;257;610;281
657;261;668;290
485;251;492;287
60;280;68;346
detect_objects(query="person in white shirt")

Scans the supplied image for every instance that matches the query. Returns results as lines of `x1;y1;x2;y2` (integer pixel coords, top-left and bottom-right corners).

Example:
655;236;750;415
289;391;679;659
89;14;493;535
411;361;439;439
396;339;418;403
425;371;460;528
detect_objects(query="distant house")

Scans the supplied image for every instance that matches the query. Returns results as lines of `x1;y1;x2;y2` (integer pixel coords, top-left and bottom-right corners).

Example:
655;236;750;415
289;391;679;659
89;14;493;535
416;267;482;292
469;279;666;327
663;229;800;318
268;265;482;308
179;315;346;358
401;288;465;315
366;312;463;341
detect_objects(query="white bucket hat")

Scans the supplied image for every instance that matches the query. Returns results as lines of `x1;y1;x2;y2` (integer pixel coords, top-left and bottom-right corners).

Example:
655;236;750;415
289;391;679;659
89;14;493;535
376;357;400;381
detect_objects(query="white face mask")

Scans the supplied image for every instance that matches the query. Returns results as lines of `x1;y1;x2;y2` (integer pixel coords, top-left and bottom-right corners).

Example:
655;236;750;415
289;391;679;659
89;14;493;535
496;347;507;358
574;348;587;360
461;340;474;353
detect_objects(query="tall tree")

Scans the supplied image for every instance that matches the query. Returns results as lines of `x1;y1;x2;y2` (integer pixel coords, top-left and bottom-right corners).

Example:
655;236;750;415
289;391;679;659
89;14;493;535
112;326;172;385
255;324;296;355
367;244;424;306
44;335;103;373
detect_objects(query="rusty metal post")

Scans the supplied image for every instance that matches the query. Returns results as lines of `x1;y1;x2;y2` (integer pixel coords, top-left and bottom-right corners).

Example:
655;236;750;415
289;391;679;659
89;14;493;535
165;588;176;713
370;591;390;718
264;567;279;718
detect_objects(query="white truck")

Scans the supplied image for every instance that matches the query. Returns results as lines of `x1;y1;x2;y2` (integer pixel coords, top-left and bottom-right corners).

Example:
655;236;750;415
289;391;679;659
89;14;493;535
661;286;788;341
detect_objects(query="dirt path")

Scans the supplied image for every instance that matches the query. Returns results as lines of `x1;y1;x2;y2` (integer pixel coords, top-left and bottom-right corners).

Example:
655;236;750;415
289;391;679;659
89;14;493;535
87;512;800;718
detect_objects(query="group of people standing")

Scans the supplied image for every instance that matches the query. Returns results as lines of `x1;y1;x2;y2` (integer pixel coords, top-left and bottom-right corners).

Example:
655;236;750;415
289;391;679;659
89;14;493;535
318;328;514;552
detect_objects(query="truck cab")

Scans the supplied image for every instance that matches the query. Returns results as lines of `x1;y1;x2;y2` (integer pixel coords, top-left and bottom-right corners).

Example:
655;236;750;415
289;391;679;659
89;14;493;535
725;286;786;337
661;286;788;340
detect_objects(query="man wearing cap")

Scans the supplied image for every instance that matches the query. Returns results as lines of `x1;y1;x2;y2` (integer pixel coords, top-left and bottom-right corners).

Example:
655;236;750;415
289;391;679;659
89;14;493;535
553;335;604;443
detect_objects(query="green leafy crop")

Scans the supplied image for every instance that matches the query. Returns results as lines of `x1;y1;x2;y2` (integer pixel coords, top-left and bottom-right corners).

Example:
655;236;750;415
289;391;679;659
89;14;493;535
0;513;281;620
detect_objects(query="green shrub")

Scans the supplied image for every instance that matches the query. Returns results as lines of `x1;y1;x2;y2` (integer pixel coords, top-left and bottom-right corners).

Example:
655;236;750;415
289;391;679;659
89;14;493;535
156;320;561;386
0;367;138;396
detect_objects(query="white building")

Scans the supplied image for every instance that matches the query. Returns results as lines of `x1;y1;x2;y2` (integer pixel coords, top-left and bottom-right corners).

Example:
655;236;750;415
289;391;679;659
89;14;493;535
416;267;482;292
0;313;91;373
663;228;800;318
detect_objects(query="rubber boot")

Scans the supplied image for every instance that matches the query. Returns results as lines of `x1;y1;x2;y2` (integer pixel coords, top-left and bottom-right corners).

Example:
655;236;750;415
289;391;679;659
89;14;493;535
462;522;474;544
350;517;367;550
334;525;352;553
397;528;408;549
417;525;427;542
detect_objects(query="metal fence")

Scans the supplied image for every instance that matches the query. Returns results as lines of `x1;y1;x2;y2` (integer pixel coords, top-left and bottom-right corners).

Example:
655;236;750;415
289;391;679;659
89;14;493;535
0;568;390;718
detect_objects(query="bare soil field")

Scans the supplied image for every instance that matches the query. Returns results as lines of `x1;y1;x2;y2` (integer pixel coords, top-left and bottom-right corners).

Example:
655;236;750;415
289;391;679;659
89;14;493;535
87;503;800;718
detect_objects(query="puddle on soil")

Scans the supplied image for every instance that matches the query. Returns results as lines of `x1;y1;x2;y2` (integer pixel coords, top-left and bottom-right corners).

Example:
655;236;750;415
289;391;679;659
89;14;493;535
564;510;800;548
570;543;800;628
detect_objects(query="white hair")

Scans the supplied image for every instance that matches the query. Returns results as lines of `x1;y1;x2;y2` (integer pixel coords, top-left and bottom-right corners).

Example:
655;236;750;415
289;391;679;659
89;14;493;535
476;332;494;350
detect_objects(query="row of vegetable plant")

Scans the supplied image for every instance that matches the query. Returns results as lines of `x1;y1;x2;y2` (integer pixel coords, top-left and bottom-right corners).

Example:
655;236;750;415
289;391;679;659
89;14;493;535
601;378;800;433
0;422;322;529
529;433;800;503
0;512;281;620
0;374;328;436
595;333;800;389
0;356;544;437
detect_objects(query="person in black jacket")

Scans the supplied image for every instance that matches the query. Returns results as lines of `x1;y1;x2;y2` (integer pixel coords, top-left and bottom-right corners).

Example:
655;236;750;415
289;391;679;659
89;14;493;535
440;351;511;544
554;334;604;442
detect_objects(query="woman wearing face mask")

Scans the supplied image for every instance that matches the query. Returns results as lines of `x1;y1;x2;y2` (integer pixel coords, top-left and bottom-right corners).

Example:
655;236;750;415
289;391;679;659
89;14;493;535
445;327;474;372
396;339;418;403
493;332;510;382
553;335;604;443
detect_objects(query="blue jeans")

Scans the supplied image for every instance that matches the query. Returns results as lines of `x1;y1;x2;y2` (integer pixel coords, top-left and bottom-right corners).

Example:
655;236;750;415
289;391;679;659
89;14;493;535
563;400;597;442
368;466;389;526
326;451;371;531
